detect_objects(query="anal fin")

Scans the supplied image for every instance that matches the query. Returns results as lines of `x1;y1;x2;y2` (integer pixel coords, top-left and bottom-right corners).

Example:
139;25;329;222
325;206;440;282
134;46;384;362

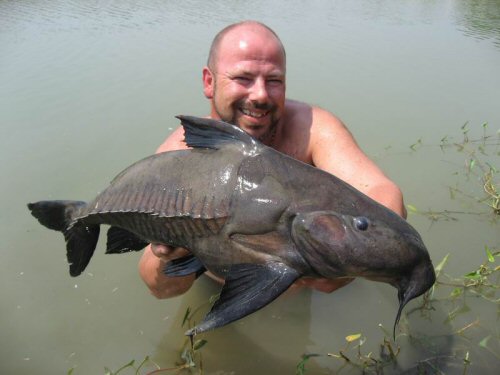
106;226;149;254
185;262;300;336
164;255;206;278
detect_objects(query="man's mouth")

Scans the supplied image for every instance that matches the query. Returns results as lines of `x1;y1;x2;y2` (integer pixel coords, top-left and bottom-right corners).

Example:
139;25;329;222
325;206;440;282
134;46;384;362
240;108;269;119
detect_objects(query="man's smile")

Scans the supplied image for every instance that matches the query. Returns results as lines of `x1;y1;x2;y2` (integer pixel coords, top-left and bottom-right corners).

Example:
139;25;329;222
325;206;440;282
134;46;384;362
240;107;270;118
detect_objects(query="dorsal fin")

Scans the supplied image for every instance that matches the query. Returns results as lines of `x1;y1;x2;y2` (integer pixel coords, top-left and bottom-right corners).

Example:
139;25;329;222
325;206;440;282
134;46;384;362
176;115;259;152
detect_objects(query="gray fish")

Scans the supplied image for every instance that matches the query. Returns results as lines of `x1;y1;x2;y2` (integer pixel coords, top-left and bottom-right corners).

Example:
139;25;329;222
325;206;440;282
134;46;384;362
28;115;435;337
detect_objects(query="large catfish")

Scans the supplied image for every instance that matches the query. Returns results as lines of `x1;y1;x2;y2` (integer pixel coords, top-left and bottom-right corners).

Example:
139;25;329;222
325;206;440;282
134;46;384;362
28;115;435;337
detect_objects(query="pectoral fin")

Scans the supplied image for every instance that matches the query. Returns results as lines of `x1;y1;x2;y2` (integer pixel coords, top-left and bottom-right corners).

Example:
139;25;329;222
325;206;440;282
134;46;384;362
185;262;300;336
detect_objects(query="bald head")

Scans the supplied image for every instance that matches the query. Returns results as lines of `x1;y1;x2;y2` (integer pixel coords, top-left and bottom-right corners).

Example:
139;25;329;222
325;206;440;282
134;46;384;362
207;21;286;72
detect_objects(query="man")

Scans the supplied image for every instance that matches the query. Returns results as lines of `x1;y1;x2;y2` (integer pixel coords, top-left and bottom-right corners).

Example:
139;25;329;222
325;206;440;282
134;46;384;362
139;21;406;299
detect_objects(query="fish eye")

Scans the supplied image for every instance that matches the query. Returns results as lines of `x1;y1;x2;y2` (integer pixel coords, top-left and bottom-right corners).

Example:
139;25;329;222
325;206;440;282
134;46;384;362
353;216;369;231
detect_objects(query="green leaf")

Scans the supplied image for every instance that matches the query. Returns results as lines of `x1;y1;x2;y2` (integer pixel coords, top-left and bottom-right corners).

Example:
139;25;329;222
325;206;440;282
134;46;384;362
435;254;450;275
485;246;495;263
406;204;418;213
464;271;481;280
450;288;463;298
296;353;320;375
469;158;475;170
345;333;361;342
182;307;191;327
193;339;208;351
479;335;491;348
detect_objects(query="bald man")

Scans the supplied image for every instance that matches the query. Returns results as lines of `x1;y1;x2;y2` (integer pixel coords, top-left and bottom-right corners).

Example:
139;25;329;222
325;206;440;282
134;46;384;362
139;21;406;299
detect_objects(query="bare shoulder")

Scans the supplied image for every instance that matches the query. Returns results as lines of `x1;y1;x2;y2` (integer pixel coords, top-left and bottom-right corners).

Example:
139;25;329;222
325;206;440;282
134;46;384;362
299;103;406;216
309;105;353;146
306;103;381;186
156;126;189;154
280;100;348;162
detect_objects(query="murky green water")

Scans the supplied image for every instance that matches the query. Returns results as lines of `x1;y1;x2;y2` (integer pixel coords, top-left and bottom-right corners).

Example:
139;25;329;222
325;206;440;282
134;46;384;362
1;1;499;374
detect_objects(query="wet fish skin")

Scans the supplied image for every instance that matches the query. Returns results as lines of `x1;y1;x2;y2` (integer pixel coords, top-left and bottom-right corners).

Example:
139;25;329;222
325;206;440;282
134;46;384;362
28;115;435;338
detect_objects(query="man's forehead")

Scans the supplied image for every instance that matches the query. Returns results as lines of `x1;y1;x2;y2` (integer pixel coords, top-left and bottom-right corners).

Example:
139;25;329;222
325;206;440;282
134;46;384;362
218;26;284;61
224;60;285;76
217;40;285;71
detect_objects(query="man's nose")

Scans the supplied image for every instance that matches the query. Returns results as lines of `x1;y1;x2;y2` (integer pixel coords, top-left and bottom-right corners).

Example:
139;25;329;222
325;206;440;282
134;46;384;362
248;77;269;103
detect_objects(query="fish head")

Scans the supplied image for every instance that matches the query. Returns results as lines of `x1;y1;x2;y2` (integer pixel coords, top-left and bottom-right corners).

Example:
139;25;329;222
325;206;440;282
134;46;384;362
291;210;435;334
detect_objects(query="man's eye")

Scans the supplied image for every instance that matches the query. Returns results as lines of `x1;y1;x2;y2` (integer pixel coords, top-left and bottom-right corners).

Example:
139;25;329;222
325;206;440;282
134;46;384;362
234;76;251;82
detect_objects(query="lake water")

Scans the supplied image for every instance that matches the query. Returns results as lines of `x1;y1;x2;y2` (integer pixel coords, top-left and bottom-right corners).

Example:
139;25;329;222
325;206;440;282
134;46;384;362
1;1;499;374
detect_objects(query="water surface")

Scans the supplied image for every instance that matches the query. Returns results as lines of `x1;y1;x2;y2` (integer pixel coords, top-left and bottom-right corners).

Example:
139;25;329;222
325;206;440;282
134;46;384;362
1;1;499;374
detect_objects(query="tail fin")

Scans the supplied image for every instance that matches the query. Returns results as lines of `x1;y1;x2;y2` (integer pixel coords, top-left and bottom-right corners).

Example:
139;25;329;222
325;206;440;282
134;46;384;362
27;200;100;277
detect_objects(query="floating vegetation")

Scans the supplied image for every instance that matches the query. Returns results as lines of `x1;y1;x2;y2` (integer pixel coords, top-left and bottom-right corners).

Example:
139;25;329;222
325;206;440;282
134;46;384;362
294;328;402;374
407;122;499;221
68;356;161;375
295;353;321;375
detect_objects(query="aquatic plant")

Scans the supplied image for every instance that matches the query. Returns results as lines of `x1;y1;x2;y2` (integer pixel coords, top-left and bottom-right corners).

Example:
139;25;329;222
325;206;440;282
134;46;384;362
408;122;499;220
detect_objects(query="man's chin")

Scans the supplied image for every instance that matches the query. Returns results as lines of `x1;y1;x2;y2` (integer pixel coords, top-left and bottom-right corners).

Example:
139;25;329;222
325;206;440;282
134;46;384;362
217;112;274;138
239;123;269;139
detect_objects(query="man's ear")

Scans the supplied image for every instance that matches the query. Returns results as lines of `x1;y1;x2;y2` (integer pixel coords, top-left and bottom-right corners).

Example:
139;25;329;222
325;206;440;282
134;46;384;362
202;67;214;99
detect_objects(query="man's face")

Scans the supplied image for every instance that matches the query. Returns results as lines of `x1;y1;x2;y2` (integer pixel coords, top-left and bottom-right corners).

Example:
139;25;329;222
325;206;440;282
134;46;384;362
204;29;286;140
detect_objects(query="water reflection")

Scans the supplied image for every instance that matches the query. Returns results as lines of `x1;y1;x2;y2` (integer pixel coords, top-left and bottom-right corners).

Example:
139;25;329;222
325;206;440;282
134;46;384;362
454;0;500;48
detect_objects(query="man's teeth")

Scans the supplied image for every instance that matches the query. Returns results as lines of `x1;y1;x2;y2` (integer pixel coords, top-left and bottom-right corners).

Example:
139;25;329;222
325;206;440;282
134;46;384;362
241;108;268;118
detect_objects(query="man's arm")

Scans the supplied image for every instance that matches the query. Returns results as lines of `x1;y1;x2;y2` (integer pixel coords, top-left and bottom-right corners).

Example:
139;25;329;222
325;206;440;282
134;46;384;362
309;107;407;218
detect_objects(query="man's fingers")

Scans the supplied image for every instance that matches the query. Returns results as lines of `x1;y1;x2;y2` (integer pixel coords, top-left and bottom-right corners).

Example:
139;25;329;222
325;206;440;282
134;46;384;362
150;243;190;261
150;243;170;258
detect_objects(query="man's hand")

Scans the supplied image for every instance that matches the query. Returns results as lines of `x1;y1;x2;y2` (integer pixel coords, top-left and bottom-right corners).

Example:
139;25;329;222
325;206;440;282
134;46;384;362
293;277;355;293
139;244;196;299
